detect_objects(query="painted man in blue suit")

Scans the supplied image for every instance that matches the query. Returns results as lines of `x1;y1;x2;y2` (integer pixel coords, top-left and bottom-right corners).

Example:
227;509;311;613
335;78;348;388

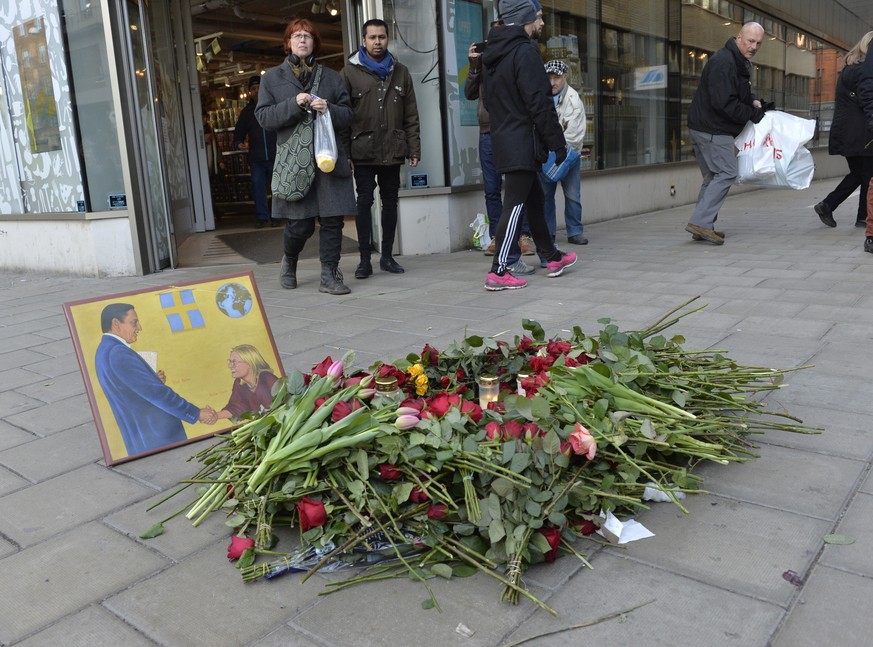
95;303;216;457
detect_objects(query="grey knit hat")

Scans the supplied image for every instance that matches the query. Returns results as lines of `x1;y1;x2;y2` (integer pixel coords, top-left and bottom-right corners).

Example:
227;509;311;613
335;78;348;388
500;0;538;26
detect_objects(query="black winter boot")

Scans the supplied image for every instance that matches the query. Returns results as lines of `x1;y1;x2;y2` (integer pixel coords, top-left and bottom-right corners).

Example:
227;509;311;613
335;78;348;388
280;255;297;289
319;264;351;295
354;254;372;279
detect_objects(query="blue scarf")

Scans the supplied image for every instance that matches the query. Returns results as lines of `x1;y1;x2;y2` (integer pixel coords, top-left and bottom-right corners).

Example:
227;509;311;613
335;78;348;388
357;46;394;81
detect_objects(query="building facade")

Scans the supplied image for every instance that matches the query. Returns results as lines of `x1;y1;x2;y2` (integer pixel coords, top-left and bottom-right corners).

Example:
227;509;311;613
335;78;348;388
0;0;869;276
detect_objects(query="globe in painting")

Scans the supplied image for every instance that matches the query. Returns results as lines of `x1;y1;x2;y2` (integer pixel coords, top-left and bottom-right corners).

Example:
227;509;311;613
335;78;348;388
216;282;253;318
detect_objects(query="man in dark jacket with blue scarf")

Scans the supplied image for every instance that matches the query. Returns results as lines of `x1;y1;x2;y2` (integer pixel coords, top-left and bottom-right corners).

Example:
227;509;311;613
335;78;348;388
341;19;421;279
234;76;278;228
479;0;577;291
685;22;768;245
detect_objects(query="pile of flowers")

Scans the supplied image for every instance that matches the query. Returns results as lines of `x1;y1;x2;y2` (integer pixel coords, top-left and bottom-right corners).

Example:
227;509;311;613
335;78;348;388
145;301;815;614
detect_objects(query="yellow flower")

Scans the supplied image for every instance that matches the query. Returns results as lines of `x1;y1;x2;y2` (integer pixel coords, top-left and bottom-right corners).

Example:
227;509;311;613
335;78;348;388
415;373;428;395
408;363;424;378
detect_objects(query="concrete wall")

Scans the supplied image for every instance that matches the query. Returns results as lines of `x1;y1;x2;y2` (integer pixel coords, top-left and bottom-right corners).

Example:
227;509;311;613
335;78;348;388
0;215;137;277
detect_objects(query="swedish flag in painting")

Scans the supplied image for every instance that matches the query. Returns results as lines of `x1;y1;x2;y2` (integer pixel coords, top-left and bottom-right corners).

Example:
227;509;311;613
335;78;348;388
159;289;205;332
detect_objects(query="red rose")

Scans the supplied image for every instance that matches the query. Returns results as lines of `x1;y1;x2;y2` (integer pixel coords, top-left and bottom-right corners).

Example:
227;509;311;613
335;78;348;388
377;364;408;386
486;400;505;413
485;421;503;441
427;504;448;520
517;336;534;353
311;356;333;378
297;497;328;532
456;369;466;381
460;400;483;423
440;375;450;388
409;487;429;503
502;419;524;440
427;393;452;417
563;355;581;368
227;535;255;560
399;397;425;412
559;441;572;458
422;344;439;366
331;400;353;422
573;519;599;535
546;340;572;357
379;464;402;480
522;422;541;442
344;373;369;387
457;383;469;395
447;392;461;406
529;355;556;373
539;527;562;562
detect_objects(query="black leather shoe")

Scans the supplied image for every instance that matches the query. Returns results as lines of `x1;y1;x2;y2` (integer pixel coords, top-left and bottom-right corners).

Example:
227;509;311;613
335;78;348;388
269;219;280;228
567;234;589;245
354;260;373;279
814;202;836;227
255;221;266;229
380;257;405;273
856;220;866;228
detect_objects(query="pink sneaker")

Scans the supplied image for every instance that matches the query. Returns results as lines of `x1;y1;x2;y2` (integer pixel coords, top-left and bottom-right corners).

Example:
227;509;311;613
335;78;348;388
545;251;577;277
484;272;527;291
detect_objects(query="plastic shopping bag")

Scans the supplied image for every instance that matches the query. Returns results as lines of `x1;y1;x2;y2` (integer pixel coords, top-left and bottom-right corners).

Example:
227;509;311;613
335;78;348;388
313;100;337;173
541;144;581;182
735;111;816;189
470;213;491;251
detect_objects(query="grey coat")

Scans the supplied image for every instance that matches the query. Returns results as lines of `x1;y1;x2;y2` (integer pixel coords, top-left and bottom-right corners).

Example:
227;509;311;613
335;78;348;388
256;60;356;219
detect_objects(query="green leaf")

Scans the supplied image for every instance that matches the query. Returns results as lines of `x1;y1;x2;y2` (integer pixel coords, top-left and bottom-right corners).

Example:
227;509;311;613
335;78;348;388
465;335;485;347
139;522;165;539
394;482;414;505
454;523;476;536
639;418;656;439
525;499;542;517
502;441;516;464
529;530;551;553
510;452;531;473
823;534;855;545
600;349;618;362
593;398;609;418
549;511;567;526
487;494;502;522
671;390;687;408
355;448;368;480
521;318;545;341
488;519;506;544
452;564;478;577
421;598;436;610
530;395;551;419
225;514;247;528
491;477;516;498
430;563;454;579
237;547;256;569
542;430;561;455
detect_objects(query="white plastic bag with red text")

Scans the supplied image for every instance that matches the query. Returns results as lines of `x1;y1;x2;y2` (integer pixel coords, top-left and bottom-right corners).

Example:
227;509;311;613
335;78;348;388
735;111;816;189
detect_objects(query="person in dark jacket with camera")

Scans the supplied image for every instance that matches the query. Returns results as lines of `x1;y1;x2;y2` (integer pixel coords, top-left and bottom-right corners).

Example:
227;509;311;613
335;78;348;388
480;0;577;291
685;22;769;246
234;76;278;228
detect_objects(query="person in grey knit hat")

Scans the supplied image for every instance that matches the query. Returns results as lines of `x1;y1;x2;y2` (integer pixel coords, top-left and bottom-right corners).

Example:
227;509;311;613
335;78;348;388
499;0;538;27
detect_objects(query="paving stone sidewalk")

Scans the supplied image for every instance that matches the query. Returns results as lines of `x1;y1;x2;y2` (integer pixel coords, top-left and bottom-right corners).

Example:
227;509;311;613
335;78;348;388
1;179;872;646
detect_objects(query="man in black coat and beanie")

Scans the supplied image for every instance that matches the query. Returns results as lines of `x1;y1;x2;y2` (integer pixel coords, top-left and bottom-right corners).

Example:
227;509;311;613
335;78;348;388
480;0;577;291
234;75;278;228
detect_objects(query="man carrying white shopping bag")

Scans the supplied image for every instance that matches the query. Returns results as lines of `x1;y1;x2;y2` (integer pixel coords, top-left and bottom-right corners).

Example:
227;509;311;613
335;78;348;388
685;22;774;245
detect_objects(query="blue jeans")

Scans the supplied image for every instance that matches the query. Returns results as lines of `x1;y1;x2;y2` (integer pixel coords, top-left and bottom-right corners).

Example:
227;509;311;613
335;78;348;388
541;156;582;238
250;158;274;222
480;133;524;264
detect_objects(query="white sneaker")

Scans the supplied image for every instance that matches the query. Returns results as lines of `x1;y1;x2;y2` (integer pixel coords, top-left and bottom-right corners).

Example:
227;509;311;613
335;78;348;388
507;259;536;275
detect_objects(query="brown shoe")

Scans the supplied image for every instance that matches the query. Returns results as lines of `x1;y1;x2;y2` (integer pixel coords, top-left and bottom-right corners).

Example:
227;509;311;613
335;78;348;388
691;230;725;241
483;240;495;256
518;234;536;256
685;224;724;245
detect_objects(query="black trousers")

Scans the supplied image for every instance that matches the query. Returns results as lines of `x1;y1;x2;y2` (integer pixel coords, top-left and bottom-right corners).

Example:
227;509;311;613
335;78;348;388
353;164;401;258
824;156;868;222
283;216;344;265
490;171;560;275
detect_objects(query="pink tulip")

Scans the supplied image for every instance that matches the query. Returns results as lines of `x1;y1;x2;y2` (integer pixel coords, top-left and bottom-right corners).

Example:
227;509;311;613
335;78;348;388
326;359;344;380
395;414;420;430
